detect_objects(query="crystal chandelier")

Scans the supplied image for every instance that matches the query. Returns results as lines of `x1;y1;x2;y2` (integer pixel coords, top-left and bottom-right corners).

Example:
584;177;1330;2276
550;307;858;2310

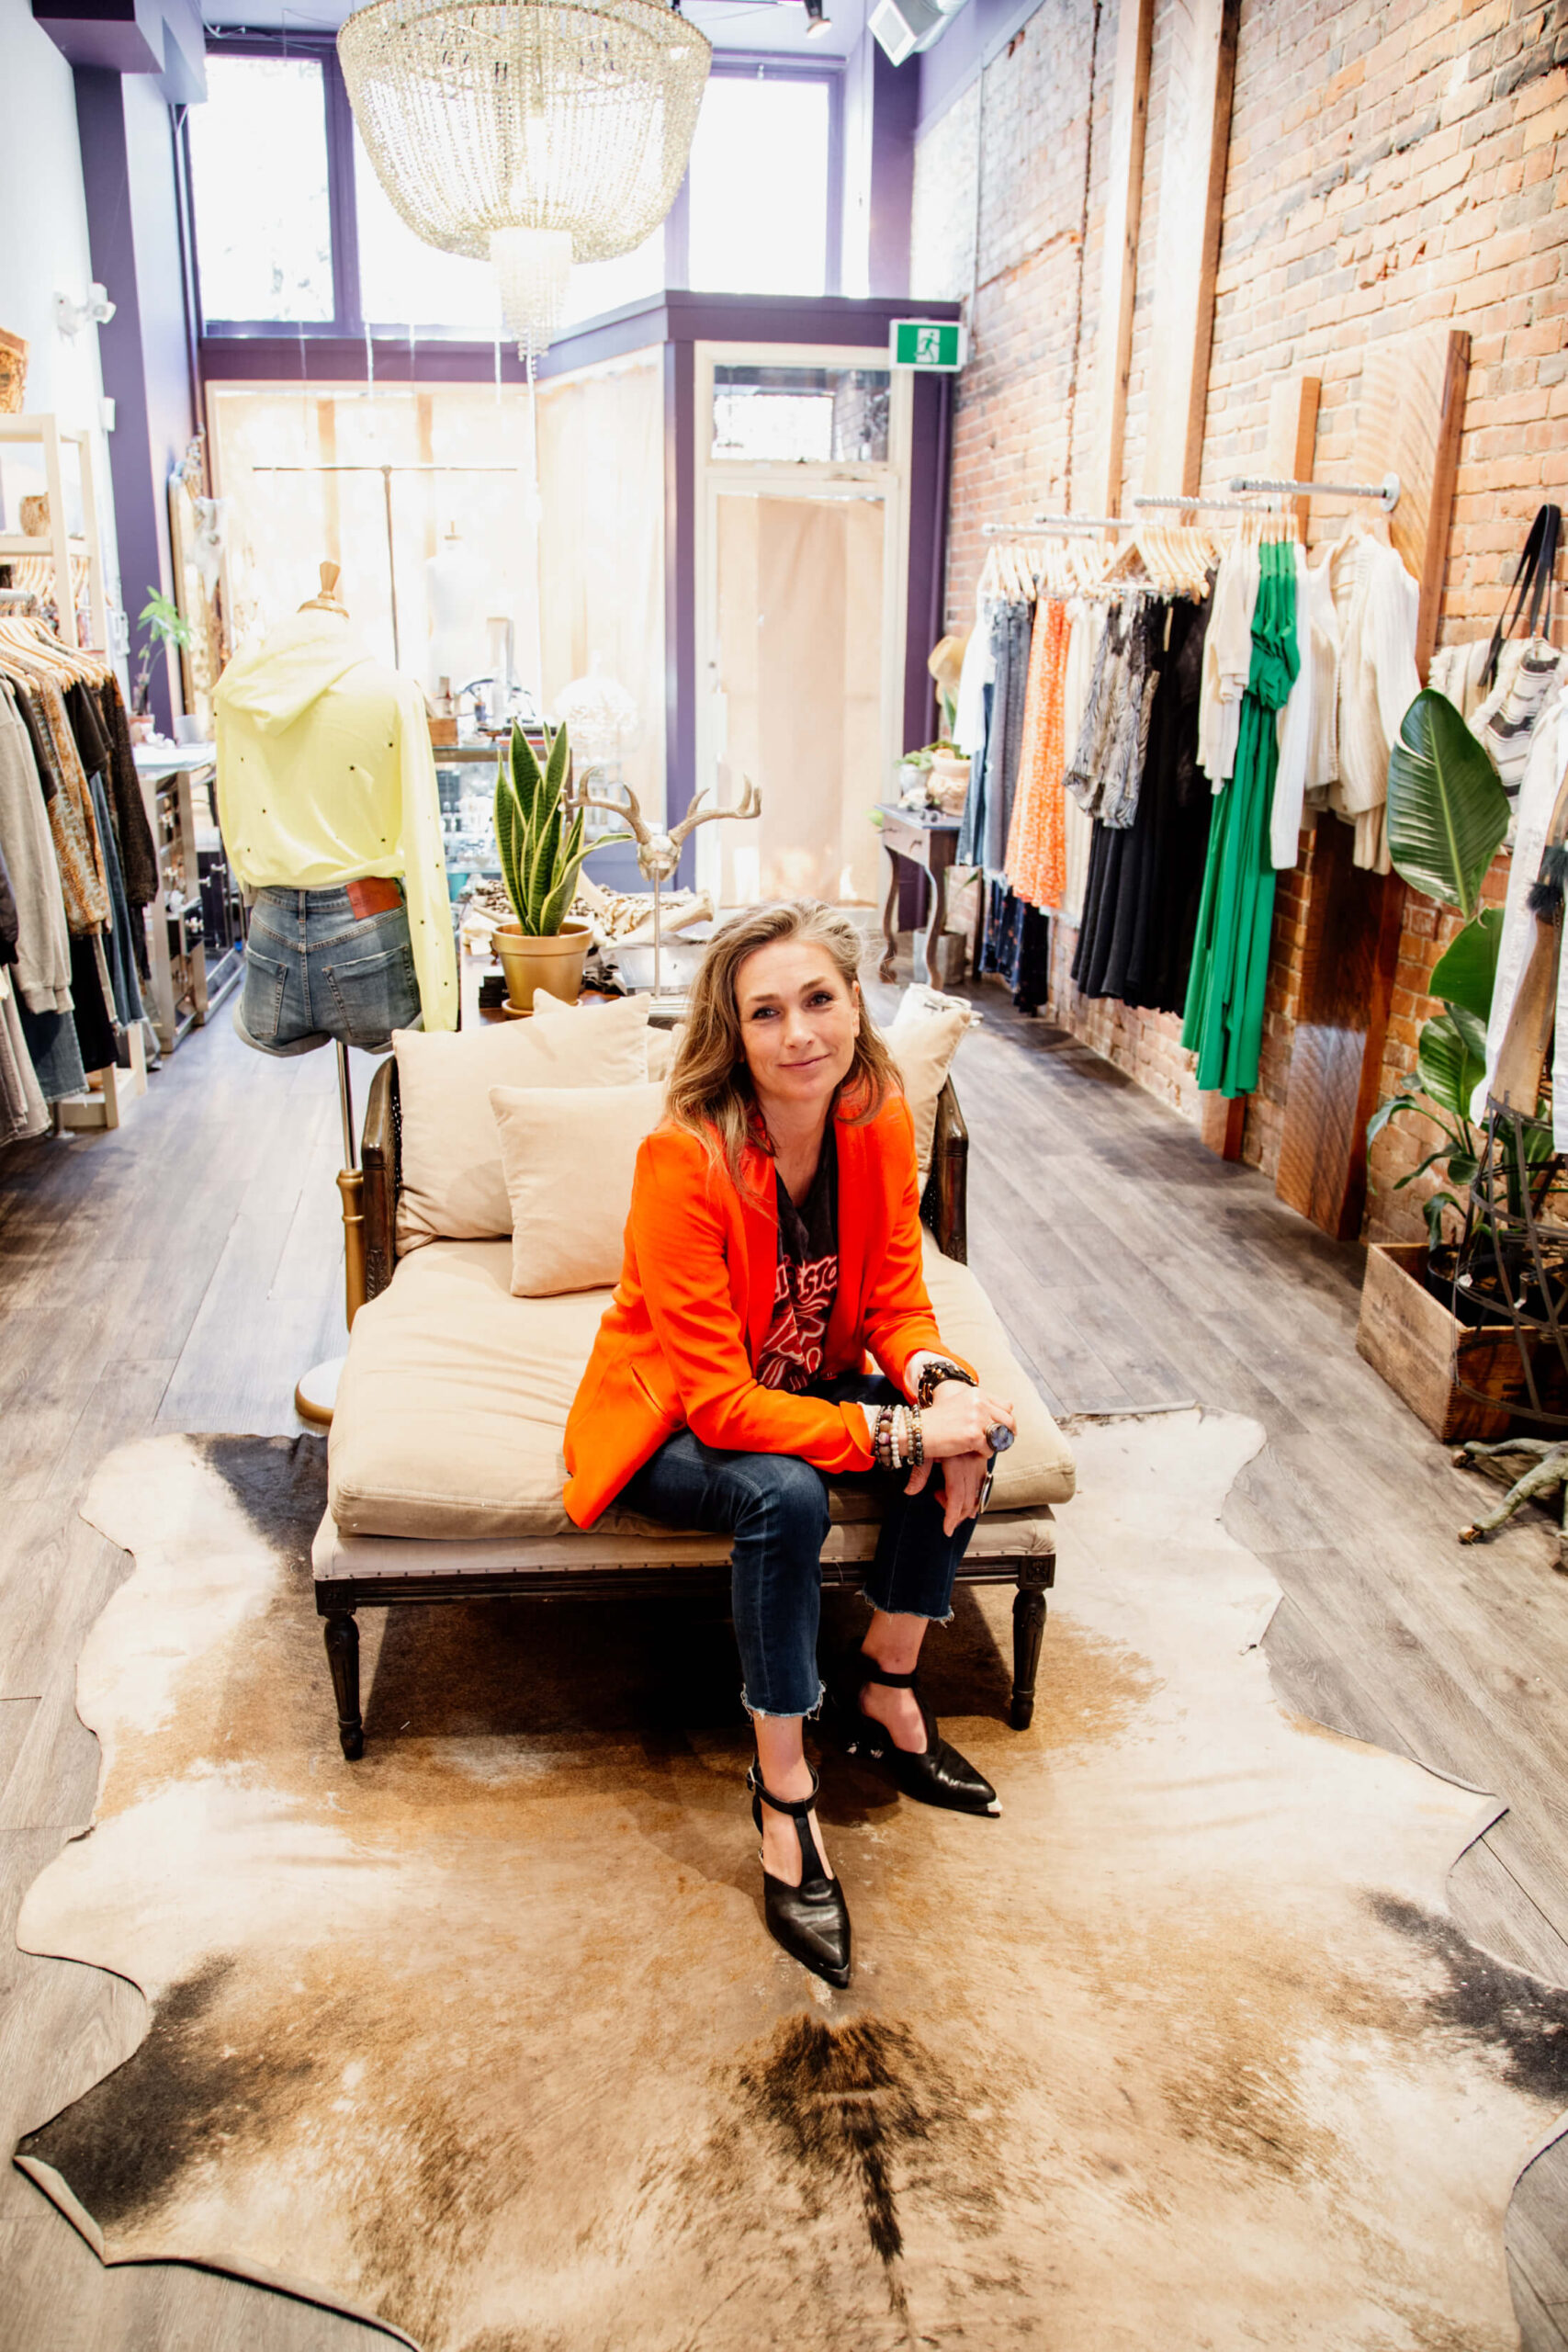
339;0;711;359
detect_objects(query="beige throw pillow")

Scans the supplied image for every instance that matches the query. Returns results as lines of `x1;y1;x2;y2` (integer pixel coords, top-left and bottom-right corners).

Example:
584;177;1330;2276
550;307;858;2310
886;986;976;1177
394;995;650;1251
491;1080;666;1295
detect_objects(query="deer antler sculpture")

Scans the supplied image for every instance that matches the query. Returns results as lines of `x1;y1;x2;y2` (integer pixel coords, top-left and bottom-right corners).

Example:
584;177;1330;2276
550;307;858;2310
566;767;762;998
568;769;761;884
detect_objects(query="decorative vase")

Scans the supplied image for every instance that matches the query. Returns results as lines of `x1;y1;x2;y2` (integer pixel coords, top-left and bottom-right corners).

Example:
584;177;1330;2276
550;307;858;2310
931;752;970;816
493;919;592;1012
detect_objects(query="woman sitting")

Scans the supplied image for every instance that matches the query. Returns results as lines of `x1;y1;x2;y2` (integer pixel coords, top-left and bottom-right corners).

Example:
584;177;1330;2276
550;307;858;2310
563;900;1016;1989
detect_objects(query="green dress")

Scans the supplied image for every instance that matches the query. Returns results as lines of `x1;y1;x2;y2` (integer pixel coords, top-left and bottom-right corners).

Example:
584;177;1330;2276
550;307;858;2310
1181;538;1300;1098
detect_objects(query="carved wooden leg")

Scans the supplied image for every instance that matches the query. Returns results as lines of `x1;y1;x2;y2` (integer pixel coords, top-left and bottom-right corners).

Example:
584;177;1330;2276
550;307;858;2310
323;1611;364;1759
1010;1572;1049;1730
880;846;901;982
916;854;947;987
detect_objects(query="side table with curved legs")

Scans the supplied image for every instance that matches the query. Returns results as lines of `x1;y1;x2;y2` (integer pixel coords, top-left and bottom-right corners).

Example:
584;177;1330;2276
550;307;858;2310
876;804;964;985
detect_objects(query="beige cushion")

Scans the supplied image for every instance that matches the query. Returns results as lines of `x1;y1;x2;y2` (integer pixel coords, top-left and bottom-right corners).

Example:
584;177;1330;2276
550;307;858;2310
533;987;683;1078
886;987;977;1177
491;1080;665;1295
328;1231;1074;1544
393;995;650;1252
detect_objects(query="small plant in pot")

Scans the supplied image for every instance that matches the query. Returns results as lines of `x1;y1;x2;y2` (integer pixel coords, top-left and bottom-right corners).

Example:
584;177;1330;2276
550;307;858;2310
131;587;194;738
491;719;592;1012
1356;688;1544;1438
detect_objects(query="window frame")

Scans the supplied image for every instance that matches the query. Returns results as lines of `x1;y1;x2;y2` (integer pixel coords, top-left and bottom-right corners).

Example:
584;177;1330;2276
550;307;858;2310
186;36;360;337
187;35;846;340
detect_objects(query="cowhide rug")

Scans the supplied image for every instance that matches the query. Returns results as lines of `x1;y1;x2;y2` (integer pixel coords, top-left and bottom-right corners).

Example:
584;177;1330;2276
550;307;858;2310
13;1414;1568;2351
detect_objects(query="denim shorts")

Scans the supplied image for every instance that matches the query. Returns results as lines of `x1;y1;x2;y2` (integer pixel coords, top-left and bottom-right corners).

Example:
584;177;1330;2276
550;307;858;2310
236;887;422;1057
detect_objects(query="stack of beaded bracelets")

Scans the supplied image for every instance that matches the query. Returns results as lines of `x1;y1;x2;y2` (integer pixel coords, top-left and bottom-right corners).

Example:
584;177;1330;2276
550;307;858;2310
874;1399;925;1472
915;1357;976;1409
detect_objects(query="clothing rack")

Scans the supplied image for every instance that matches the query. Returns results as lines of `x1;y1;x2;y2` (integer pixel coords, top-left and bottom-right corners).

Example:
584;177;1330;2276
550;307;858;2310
248;462;525;668
983;514;1132;536
1229;470;1401;512
1132;492;1269;514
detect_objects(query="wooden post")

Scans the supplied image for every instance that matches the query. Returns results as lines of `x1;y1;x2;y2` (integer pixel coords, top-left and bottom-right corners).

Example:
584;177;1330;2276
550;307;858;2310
1094;0;1155;518
1273;329;1470;1238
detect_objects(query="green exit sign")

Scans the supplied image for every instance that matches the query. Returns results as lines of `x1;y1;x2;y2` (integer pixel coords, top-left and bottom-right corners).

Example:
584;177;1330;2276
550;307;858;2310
891;319;965;370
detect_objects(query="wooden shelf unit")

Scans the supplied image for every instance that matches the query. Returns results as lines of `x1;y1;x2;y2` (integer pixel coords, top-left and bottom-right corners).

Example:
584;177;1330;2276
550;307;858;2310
0;412;108;651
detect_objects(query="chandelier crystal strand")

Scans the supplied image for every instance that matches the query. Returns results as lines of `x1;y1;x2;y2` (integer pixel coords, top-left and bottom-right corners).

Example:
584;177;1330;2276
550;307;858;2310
338;0;711;358
491;224;573;358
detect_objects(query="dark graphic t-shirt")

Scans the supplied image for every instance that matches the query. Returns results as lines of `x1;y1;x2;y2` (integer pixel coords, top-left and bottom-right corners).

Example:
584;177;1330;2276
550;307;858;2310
756;1126;839;1393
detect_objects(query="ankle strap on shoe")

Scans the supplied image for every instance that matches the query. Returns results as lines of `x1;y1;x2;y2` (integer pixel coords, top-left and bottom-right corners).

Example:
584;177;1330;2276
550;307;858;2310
855;1652;919;1690
748;1760;821;1818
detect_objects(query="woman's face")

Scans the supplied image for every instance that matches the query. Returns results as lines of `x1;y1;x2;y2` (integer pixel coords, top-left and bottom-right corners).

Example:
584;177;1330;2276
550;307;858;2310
734;937;860;1119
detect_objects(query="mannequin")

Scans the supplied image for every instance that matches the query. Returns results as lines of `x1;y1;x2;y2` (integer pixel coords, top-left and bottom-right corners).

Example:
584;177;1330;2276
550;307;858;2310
215;564;458;1419
216;562;457;1052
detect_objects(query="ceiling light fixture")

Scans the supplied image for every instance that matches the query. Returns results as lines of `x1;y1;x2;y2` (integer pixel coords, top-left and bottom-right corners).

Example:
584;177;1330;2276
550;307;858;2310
804;0;831;36
338;0;711;361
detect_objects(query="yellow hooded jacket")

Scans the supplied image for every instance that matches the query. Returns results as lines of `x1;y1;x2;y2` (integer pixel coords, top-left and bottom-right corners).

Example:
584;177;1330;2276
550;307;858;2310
215;610;457;1032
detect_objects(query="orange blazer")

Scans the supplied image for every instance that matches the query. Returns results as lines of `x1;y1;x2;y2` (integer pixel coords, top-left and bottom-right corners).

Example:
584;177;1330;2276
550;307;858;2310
562;1090;975;1528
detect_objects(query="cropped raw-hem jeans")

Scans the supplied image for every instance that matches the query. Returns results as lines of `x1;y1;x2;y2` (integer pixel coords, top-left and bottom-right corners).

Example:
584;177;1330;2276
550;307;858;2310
235;886;422;1057
615;1371;976;1720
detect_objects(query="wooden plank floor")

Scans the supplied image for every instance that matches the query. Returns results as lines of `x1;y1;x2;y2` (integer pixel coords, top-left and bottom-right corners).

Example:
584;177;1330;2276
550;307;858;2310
0;985;1564;2348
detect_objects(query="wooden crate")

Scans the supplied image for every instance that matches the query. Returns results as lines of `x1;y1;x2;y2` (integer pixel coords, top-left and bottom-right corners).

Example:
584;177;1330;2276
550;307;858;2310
1357;1241;1530;1443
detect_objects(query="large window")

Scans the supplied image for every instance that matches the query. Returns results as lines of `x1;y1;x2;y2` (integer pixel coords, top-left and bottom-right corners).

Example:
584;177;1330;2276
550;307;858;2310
687;75;833;297
189;47;844;335
189;55;334;323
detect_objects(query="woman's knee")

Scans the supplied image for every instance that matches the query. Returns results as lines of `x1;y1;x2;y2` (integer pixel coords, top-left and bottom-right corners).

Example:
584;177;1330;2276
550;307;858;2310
731;1453;831;1545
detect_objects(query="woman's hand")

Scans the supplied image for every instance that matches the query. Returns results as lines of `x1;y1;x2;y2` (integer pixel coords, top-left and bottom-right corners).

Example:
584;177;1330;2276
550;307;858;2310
909;1446;991;1535
916;1379;1015;1460
904;1379;1016;1534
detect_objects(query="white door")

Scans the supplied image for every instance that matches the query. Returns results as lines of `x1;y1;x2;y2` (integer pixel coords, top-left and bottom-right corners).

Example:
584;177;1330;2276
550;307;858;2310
693;344;912;910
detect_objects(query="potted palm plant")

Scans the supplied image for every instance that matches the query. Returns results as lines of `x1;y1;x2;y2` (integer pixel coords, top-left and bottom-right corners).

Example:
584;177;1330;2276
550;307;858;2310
130;588;194;740
1356;688;1533;1439
491;719;593;1012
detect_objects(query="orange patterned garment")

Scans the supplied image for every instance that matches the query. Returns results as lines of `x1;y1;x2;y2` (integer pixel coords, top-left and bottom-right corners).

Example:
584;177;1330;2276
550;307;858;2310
1004;597;1069;910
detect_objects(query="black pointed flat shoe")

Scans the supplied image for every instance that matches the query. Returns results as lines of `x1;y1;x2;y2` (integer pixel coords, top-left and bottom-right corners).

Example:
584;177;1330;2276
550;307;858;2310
831;1648;1000;1817
748;1761;852;1990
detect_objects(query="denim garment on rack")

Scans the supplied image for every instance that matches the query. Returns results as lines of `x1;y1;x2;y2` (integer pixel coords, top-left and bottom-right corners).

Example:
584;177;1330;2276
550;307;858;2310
86;769;144;1031
236;886;422;1057
17;1001;87;1102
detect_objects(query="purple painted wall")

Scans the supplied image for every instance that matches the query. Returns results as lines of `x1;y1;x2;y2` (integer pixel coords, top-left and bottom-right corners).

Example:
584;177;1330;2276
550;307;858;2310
74;67;194;727
868;42;919;298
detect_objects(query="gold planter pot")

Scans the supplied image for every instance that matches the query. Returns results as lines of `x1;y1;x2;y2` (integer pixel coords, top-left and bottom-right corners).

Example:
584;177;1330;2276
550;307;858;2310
493;920;592;1012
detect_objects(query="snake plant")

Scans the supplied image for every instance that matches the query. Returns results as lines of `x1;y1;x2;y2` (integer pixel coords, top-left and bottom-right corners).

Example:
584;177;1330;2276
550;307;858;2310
494;720;588;938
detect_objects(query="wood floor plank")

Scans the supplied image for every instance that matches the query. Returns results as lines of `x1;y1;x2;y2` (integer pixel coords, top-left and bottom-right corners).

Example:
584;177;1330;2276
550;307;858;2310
1449;1833;1568;1984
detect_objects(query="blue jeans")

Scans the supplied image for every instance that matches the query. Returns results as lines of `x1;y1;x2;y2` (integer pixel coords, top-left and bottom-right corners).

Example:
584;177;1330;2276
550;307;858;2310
617;1372;976;1718
236;887;422;1057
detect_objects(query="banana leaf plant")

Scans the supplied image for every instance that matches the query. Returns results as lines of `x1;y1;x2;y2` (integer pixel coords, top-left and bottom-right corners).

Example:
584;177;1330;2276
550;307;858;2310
493;720;589;938
1370;693;1515;1244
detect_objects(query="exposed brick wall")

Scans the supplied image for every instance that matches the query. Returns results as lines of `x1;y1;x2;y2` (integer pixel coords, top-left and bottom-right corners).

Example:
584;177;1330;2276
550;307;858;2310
914;0;1568;1243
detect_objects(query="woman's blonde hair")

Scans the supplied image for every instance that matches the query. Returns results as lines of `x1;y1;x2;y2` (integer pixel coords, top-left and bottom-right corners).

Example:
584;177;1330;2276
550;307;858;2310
666;899;899;1193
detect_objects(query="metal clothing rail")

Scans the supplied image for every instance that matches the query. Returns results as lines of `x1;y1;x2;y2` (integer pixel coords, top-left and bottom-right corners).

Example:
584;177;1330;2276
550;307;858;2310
1229;470;1401;512
1132;492;1268;514
982;513;1133;536
249;462;525;666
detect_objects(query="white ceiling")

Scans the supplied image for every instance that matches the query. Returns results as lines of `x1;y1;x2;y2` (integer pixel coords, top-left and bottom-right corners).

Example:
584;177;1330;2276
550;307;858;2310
201;0;868;62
